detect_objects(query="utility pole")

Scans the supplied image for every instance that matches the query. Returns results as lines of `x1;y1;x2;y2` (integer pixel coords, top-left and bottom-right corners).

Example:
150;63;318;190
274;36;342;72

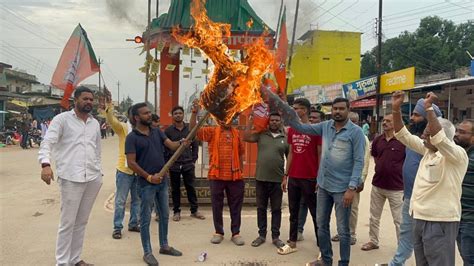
145;0;152;103
154;0;159;114
98;57;103;93
375;0;383;133
285;0;300;96
117;81;120;111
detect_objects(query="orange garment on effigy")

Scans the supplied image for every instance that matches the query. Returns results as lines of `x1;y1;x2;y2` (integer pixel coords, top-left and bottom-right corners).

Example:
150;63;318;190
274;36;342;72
197;126;245;181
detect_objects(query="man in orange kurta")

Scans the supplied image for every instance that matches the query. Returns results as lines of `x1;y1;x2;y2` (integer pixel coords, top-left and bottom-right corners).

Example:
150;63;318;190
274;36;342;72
190;104;246;246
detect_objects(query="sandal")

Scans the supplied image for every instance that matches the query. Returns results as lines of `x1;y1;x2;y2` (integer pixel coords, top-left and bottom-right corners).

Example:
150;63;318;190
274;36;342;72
190;211;205;220
172;213;181;222
112;230;121;239
251;236;266;247
272;239;285;248
361;242;379;251
159;246;182;256
277;244;298;255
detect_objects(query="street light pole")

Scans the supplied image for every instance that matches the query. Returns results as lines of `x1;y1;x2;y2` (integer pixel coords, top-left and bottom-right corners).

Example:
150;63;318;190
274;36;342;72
375;0;383;133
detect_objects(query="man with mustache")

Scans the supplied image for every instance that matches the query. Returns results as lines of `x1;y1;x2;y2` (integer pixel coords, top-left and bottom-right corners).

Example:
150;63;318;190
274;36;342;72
165;106;204;222
275;96;366;266
388;97;441;266
361;114;405;252
244;112;289;248
39;86;102;266
190;100;246;246
453;119;474;265
125;103;185;265
392;91;468;266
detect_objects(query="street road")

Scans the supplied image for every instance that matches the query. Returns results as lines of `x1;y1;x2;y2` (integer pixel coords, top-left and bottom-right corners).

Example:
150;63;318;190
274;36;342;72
0;136;462;265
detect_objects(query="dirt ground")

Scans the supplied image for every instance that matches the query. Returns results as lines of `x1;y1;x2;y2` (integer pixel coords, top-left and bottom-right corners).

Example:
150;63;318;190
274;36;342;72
0;136;462;265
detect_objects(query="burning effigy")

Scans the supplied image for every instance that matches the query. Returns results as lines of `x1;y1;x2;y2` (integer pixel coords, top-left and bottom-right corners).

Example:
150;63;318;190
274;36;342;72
172;0;274;125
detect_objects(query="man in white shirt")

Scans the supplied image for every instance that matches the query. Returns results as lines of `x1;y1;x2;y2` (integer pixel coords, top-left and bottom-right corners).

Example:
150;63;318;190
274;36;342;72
38;86;102;266
392;91;468;266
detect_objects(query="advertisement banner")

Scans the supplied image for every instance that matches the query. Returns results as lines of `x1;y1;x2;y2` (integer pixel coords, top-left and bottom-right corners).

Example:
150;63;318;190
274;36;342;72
293;83;343;104
322;83;343;103
343;75;377;101
380;67;415;94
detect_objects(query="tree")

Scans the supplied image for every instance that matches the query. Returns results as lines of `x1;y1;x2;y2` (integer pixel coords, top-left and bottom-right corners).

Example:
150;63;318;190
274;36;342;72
119;96;134;114
361;16;474;77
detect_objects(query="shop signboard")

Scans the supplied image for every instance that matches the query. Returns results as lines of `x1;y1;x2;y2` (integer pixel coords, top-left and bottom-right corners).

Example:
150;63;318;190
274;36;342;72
471;60;474;76
350;98;376;108
380;67;415;94
342;75;377;101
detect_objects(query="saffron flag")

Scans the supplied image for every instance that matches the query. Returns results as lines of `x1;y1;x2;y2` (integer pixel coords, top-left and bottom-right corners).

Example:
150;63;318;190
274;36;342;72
51;24;99;109
273;7;288;95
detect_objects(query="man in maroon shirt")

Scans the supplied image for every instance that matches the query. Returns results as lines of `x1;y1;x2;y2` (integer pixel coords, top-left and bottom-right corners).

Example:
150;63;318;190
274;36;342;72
278;98;321;255
362;114;405;251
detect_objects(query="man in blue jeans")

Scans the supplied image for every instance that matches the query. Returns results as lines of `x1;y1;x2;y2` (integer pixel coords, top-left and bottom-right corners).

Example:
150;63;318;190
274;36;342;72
388;98;440;266
125;102;185;266
100;88;140;239
264;90;365;266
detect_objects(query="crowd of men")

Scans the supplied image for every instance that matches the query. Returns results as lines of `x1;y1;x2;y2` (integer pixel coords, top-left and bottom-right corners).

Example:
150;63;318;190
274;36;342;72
38;85;473;266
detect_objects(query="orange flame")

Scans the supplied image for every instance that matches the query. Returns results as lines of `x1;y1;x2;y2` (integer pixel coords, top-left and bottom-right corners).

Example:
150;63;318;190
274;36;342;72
172;0;273;125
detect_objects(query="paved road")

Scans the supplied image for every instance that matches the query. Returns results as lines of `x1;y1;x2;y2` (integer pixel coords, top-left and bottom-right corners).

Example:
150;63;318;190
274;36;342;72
0;136;462;265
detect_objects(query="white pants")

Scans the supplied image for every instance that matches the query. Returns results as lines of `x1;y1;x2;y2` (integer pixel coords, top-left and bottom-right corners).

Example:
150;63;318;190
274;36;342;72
56;177;102;265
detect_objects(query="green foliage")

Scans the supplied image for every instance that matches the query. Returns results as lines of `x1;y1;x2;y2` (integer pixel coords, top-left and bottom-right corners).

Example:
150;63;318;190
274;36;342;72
361;16;474;77
119;96;134;114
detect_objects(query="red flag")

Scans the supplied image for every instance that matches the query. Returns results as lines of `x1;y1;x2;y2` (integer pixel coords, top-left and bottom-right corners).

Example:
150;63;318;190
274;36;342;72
273;7;288;95
51;24;99;109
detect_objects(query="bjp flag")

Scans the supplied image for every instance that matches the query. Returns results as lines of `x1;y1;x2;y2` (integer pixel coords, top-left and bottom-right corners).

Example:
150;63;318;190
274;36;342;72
51;24;99;109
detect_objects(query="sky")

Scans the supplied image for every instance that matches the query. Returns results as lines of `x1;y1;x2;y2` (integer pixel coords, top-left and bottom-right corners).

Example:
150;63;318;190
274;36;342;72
0;0;473;107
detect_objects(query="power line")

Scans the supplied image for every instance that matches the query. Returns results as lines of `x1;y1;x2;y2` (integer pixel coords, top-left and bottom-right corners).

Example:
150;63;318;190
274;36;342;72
0;4;65;43
383;7;469;27
0;17;63;47
384;12;472;31
319;0;360;28
382;2;447;20
1;41;56;70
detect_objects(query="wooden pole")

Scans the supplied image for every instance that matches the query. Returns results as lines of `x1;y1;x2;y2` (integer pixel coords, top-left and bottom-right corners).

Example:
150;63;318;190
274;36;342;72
158;112;210;176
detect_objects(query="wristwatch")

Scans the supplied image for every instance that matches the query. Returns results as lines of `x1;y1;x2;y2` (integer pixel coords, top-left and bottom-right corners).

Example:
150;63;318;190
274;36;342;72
348;186;357;191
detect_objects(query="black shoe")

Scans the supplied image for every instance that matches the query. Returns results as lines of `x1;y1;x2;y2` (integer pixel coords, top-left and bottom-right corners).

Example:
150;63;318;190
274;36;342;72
128;226;140;232
143;253;159;266
112;230;121;239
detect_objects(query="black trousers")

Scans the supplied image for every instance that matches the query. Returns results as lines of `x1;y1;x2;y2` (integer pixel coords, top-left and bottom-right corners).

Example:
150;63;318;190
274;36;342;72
256;180;283;239
288;177;318;245
169;166;198;214
210;180;244;236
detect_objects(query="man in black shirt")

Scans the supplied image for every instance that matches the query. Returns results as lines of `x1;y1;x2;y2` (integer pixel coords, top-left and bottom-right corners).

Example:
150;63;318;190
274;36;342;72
125;102;186;266
165;106;205;222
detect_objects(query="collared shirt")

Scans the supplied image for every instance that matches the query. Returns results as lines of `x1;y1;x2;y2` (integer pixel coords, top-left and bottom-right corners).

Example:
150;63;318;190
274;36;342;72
38;110;102;183
164;123;198;171
255;130;289;183
288;119;366;193
395;126;468;222
197;126;245;181
103;104;133;175
125;127;168;176
461;146;474;223
371;134;405;190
